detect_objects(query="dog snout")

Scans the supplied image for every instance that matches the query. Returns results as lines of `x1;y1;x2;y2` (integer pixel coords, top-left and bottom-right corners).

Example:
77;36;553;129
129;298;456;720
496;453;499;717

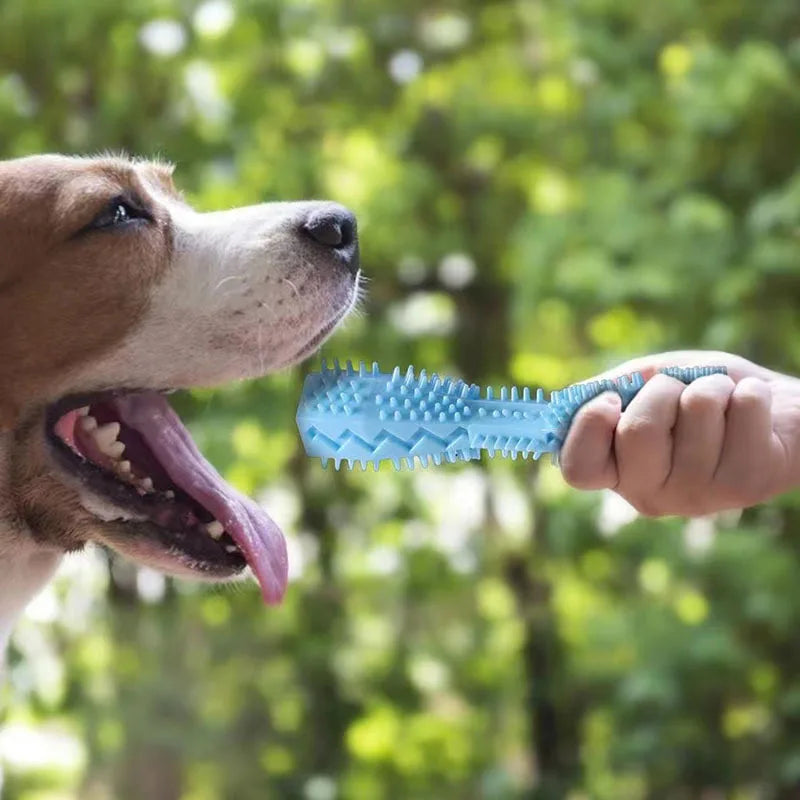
301;205;359;274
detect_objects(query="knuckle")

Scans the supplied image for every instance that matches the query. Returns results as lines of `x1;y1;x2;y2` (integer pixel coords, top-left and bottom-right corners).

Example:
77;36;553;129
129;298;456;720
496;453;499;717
648;373;685;394
732;377;769;407
679;375;735;415
639;372;686;397
616;413;658;444
679;390;717;418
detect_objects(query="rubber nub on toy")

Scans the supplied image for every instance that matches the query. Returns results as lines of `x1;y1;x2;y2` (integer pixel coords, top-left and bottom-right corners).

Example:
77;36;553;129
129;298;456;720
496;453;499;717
296;361;727;471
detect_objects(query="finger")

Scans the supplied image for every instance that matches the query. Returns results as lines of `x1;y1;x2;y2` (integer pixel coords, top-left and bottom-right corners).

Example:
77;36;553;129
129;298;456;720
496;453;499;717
560;392;622;490
614;374;685;509
714;378;777;504
666;374;736;493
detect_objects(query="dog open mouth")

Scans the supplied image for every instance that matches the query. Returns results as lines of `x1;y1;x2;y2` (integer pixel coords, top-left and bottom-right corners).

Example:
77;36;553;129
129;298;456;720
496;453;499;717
45;391;288;604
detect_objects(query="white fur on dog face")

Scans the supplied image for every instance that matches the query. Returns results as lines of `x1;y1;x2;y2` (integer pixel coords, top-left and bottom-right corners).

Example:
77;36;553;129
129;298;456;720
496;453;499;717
80;184;359;393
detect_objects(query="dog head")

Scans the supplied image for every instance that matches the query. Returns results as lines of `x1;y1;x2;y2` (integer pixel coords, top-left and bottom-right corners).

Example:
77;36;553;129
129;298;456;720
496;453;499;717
0;154;360;604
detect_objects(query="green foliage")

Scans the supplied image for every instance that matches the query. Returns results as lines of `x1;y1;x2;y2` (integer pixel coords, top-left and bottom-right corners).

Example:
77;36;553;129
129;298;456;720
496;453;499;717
2;0;800;798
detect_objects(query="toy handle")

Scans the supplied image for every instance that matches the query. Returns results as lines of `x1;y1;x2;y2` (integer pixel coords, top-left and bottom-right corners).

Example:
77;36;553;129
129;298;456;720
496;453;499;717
547;365;728;455
623;366;727;410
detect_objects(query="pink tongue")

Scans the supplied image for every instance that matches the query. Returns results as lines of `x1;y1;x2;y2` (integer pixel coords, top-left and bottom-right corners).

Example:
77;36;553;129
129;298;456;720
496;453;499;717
113;393;288;605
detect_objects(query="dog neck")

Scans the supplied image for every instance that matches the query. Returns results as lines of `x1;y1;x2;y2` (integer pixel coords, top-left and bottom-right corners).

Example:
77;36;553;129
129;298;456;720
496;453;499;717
0;547;61;651
0;432;62;651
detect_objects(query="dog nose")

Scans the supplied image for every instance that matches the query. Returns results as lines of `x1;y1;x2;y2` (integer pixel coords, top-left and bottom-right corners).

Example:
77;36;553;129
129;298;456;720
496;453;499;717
302;207;357;250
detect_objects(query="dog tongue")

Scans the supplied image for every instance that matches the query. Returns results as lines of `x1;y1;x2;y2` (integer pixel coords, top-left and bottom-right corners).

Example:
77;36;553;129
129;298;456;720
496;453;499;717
113;393;288;605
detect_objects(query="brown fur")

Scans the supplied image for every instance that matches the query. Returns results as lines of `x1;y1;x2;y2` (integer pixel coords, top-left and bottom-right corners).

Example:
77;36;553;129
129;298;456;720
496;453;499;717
7;415;88;551
0;155;176;429
0;155;179;556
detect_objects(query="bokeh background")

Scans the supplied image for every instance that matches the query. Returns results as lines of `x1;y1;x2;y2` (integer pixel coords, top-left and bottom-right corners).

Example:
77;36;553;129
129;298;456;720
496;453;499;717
2;0;800;798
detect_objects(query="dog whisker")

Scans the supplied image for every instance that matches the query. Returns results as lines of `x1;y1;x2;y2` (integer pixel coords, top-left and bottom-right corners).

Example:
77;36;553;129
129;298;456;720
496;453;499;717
281;277;301;299
213;274;246;294
256;299;274;313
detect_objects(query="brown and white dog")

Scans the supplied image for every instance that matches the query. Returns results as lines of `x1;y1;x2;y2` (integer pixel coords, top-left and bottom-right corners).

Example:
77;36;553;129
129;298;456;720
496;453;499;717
0;154;360;650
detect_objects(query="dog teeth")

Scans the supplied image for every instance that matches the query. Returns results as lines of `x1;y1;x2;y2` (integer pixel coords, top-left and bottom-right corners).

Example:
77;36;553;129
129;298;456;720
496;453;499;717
79;415;99;433
76;406;90;417
165;490;175;499
225;545;239;554
205;520;224;539
117;460;132;475
139;477;154;492
107;441;126;459
94;422;121;451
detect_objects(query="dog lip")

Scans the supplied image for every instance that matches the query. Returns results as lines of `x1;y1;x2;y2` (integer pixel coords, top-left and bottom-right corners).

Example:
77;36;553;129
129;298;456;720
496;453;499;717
282;271;361;366
43;389;249;578
45;386;174;425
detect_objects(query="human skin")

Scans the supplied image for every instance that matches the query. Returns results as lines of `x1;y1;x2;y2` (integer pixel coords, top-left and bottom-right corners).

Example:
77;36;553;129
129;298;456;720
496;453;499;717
559;351;800;517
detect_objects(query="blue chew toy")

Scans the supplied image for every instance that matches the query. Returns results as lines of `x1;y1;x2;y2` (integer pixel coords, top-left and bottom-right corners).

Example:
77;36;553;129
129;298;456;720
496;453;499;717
296;360;727;471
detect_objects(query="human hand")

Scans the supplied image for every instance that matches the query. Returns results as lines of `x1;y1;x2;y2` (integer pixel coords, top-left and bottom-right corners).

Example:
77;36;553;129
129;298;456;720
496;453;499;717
559;351;800;516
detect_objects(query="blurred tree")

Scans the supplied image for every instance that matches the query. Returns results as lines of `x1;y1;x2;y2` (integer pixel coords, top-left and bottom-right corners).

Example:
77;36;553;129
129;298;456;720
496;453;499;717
1;0;800;798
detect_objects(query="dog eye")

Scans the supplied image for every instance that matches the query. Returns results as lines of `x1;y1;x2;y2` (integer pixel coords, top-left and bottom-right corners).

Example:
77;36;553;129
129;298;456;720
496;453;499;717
90;197;149;230
112;203;131;224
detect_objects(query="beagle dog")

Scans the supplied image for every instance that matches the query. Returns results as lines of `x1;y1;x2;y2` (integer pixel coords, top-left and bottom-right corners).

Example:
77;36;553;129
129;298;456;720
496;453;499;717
0;154;360;650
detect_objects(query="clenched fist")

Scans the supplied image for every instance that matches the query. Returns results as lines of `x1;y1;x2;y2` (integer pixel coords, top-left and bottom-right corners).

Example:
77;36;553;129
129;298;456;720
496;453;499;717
560;351;800;517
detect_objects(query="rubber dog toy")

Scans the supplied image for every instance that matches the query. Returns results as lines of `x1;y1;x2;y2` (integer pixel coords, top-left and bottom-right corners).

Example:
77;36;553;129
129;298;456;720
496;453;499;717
296;360;726;471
